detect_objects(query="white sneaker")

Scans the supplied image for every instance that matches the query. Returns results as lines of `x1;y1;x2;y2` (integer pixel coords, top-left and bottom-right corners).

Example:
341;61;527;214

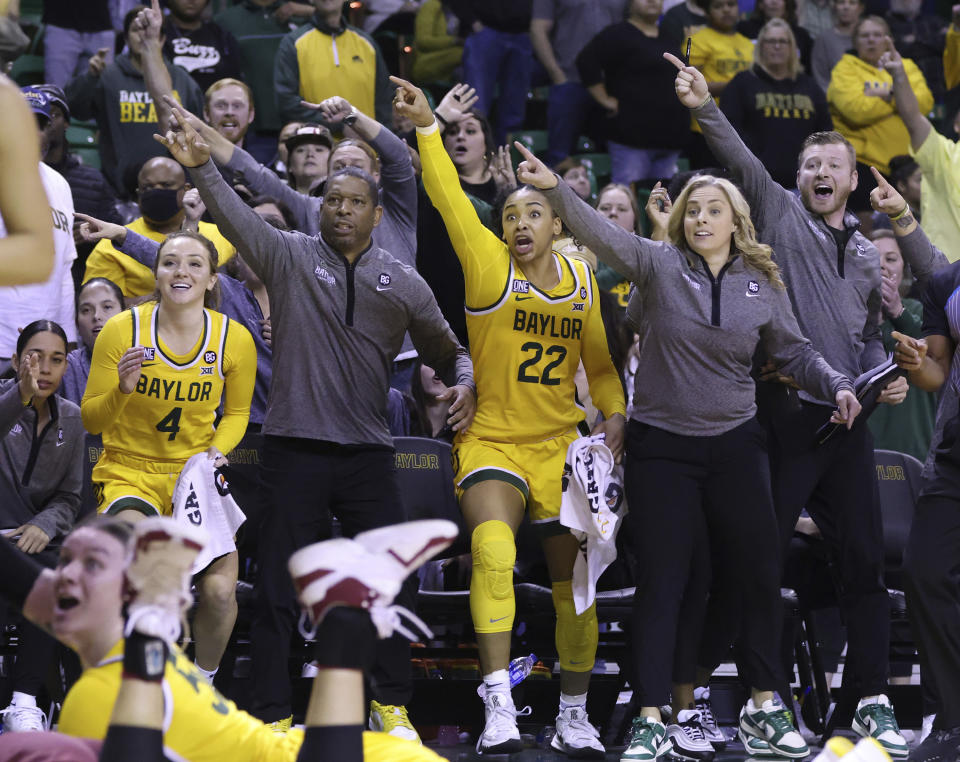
552;705;605;758
668;709;717;761
476;690;528;754
694;686;727;750
852;694;909;759
921;713;936;744
288;519;457;641
124;517;209;643
1;703;47;732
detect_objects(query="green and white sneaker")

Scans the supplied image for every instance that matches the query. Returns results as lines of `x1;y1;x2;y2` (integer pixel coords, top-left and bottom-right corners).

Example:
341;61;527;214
852;694;908;759
738;698;809;759
621;716;673;761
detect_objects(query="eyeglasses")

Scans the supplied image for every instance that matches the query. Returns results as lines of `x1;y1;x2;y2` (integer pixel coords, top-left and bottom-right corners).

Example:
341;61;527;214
762;38;790;45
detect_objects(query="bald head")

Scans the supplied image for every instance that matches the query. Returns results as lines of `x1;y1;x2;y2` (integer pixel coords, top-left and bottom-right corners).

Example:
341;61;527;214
138;157;185;190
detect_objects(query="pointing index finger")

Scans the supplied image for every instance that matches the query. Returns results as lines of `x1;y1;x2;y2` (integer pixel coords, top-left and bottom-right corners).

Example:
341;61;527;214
663;52;686;71
512;140;537;163
869;166;889;187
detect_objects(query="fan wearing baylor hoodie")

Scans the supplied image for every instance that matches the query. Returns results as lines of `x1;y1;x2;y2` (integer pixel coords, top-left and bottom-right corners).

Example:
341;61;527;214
65;8;204;196
669;53;948;756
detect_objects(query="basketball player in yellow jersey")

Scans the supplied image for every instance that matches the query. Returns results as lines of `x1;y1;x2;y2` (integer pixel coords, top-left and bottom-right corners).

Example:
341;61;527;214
81;230;256;684
393;77;626;757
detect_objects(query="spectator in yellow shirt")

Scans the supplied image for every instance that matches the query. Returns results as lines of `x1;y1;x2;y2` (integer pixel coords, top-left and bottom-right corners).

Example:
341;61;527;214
827;18;932;219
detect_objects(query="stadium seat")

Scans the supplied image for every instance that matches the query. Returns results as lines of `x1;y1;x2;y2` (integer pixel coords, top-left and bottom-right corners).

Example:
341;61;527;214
576;152;612;188
508;130;548;164
66;121;98;148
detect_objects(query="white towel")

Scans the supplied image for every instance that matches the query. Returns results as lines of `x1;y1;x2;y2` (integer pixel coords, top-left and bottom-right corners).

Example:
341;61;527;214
559;434;627;614
172;453;246;574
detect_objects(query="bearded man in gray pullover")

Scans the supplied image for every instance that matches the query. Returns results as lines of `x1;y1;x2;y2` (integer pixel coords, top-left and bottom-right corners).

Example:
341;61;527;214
667;52;947;757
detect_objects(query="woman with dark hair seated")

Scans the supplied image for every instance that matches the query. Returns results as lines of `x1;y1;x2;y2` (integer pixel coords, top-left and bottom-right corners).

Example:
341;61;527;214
0;319;84;732
60;278;125;406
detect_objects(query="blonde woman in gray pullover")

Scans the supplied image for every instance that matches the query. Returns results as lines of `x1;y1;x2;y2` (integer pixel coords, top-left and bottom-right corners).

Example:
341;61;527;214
666;52;949;757
516;143;859;761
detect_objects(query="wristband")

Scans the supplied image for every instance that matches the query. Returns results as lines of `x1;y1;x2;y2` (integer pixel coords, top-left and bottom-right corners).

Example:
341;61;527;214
122;631;169;682
888;205;910;221
434;111;450;129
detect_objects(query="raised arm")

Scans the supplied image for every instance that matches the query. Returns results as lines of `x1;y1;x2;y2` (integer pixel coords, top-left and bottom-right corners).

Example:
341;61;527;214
393;76;509;301
665;52;790;225
134;0;176;138
309;96;417;236
868;166;948;292
515;141;666;286
156;104;292;284
80;317;136;434
880;40;931;149
0;76;54;285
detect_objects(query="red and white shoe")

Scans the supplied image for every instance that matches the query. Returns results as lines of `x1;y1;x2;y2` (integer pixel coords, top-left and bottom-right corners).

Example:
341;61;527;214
287;519;458;641
124;517;209;644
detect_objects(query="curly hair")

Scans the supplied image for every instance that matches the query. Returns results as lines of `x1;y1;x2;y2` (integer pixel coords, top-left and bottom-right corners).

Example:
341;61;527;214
666;174;785;289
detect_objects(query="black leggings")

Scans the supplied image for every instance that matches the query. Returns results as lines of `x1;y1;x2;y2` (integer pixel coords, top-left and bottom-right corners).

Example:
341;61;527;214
624;418;784;706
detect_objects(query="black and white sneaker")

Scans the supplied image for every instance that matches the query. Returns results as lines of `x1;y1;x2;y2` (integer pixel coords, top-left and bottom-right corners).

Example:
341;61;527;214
694;686;727;751
667;710;716;762
911;727;960;762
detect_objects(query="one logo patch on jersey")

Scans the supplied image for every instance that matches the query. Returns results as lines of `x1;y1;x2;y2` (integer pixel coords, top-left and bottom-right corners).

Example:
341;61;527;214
379;273;391;287
605;482;624;512
315;266;336;286
572;302;585;312
215;470;231;497
579;287;588;299
203;351;217;364
746;280;760;297
200;366;214;376
10;423;22;435
512;279;530;293
142;347;156;361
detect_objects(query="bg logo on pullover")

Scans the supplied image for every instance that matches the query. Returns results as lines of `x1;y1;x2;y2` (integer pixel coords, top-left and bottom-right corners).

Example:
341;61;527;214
118;89;185;123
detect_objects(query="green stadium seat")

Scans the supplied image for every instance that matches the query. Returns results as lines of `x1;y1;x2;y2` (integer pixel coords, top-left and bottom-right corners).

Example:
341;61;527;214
10;54;44;86
575;152;612;186
73;147;102;170
508;129;548;164
67;121;99;148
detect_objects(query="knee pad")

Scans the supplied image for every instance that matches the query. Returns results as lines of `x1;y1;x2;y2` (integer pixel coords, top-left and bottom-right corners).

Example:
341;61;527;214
470;520;516;633
552;579;598;672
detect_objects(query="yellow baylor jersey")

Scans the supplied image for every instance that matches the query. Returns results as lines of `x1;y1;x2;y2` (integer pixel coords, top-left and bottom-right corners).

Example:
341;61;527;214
83;217;237;299
82;302;256;464
417;124;625;444
59;641;443;762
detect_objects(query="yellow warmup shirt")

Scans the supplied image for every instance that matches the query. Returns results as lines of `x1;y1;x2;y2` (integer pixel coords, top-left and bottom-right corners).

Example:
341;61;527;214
945;24;960;90
417;124;625;444
689;27;754;133
59;641;444;762
827;53;933;176
912;128;960;262
81;302;256;463
83;217;236;299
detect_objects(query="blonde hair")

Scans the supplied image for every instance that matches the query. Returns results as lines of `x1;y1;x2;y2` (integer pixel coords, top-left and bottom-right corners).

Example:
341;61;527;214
204;78;254;109
755;19;801;79
666;175;785;289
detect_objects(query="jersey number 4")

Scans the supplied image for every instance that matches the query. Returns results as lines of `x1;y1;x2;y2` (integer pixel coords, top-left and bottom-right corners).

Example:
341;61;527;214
156;407;183;441
517;342;567;386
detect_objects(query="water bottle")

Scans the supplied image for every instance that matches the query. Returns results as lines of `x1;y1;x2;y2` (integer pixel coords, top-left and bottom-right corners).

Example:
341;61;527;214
508;654;537;688
477;654;537;697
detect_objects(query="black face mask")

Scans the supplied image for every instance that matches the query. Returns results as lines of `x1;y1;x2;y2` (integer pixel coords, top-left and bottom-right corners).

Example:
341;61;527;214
139;188;182;223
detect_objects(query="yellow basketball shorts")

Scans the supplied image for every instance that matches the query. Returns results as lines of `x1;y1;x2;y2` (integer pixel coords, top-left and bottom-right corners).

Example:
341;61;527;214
92;450;185;517
452;430;579;526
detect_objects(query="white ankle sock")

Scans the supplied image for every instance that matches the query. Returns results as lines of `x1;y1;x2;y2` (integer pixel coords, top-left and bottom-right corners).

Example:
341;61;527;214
195;663;218;684
560;692;587;710
10;692;36;708
483;669;509;694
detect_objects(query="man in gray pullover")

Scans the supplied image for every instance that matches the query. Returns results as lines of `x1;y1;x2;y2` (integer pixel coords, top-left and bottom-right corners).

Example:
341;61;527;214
157;107;476;738
667;53;947;756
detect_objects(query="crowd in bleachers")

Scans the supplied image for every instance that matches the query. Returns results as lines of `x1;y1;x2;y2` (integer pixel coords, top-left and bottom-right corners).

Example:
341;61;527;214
4;0;960;759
